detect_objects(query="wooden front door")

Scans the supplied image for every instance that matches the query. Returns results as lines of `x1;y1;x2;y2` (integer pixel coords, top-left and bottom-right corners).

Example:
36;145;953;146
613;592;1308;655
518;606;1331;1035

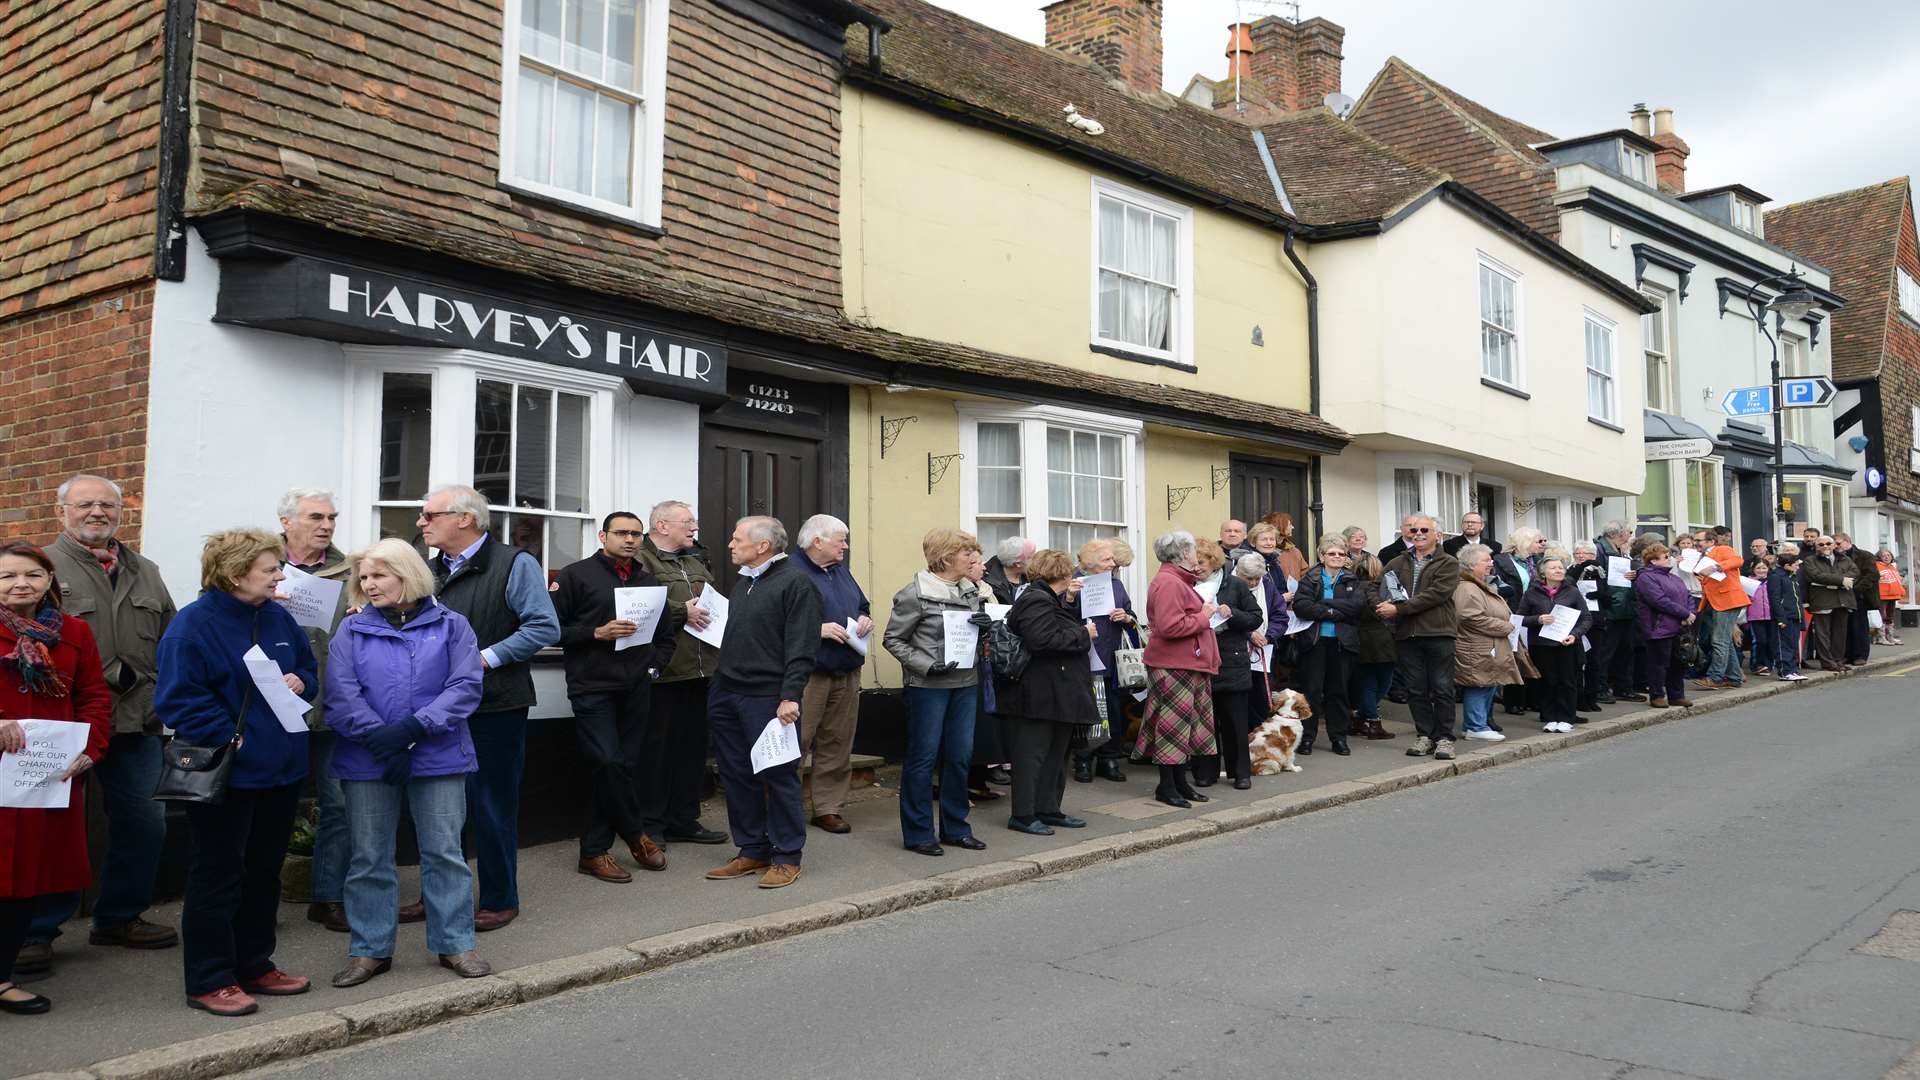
1230;455;1307;539
700;425;822;595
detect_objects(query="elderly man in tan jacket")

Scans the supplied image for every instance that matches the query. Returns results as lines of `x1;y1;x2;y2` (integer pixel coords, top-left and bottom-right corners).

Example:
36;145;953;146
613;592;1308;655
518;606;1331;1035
20;474;179;975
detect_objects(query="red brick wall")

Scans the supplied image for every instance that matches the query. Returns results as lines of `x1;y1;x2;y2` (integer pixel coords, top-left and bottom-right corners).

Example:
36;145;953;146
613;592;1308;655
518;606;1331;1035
0;0;166;320
1041;0;1162;94
189;0;846;311
0;286;155;543
1884;196;1920;507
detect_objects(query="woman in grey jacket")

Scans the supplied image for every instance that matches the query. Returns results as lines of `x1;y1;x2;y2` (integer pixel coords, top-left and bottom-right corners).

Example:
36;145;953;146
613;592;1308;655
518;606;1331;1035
883;528;991;857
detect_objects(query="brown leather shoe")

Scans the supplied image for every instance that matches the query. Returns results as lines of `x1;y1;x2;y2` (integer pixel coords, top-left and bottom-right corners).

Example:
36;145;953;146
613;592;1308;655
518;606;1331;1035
398;900;426;924
810;814;851;834
330;956;391;989
705;856;771;880
627;834;667;872
474;907;518;933
1670;697;1695;708
438;951;493;979
757;863;802;889
90;916;178;949
1363;719;1394;740
579;854;632;883
307;902;349;933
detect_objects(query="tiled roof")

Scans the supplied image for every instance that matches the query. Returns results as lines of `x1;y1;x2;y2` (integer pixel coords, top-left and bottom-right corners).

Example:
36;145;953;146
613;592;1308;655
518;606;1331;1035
1765;179;1908;381
1255;108;1443;228
191;182;1349;449
1348;58;1561;236
845;0;1294;222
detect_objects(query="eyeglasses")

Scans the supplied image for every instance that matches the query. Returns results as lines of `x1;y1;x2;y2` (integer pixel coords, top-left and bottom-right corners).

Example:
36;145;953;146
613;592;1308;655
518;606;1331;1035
1407;528;1432;535
606;530;645;539
417;510;462;522
63;501;120;512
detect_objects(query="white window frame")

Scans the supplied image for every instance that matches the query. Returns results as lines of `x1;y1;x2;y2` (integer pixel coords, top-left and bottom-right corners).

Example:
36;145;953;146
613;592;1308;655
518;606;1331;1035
1621;146;1650;184
1524;488;1598;550
343;346;627;575
957;402;1146;593
497;0;671;226
1641;287;1673;414
1477;254;1523;390
1780;334;1817;450
1583;309;1619;424
1899;267;1920;322
1911;403;1920;474
1375;455;1473;544
1681;457;1724;535
1730;199;1756;234
1090;177;1196;368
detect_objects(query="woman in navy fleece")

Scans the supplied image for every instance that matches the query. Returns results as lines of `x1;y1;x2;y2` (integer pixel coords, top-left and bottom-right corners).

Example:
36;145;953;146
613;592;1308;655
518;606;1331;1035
157;528;317;1017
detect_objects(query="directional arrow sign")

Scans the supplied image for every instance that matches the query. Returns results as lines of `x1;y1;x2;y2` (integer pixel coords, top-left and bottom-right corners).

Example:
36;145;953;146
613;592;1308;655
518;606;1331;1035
1780;375;1837;408
1721;385;1774;417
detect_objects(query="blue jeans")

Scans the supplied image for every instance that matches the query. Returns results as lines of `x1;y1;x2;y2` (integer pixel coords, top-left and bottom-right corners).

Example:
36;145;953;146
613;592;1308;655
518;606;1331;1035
1459;686;1498;732
1706;608;1743;684
464;708;528;912
1355;661;1396;720
707;687;805;865
901;685;977;847
308;732;350;905
30;733;167;941
344;775;474;958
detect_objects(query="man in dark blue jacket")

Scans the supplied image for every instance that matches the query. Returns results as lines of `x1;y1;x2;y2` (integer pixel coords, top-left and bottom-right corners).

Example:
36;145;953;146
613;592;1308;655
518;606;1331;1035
794;514;870;835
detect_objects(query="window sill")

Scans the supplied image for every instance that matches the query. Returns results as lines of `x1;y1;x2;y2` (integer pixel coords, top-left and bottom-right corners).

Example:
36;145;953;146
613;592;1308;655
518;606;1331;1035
1090;342;1195;372
1587;416;1625;433
1481;377;1529;400
497;180;667;237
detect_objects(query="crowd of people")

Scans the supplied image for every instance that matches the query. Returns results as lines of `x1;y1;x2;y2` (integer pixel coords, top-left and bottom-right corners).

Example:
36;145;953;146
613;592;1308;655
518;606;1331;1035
0;482;1904;1021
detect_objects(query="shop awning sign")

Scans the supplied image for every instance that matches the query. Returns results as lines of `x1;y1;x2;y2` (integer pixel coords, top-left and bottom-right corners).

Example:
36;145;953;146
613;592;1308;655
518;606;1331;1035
1645;438;1715;461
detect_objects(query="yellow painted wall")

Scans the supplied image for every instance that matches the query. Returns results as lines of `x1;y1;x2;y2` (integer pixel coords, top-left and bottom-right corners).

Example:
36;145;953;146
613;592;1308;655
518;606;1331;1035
842;88;1310;412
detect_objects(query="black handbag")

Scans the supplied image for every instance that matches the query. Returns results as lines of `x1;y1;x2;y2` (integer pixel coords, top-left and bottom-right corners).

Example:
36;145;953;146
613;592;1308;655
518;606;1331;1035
152;732;242;804
985;620;1031;681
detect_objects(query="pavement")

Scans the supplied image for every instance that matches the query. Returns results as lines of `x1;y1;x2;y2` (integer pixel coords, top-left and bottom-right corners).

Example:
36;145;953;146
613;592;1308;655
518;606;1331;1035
245;650;1920;1080
10;643;1918;1079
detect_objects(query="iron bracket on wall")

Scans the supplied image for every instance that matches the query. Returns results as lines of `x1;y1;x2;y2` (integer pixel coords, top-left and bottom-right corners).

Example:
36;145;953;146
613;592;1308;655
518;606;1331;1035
1211;465;1232;498
928;452;963;494
880;415;917;458
1168;485;1201;517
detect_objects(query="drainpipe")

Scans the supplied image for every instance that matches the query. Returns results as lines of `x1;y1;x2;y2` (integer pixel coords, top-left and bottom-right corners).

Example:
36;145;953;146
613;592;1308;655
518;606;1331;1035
153;0;198;280
1281;225;1325;546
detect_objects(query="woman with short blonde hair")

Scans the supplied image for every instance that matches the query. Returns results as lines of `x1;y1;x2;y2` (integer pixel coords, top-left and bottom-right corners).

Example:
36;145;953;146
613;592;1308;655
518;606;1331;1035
922;528;981;575
199;528;286;593
345;539;436;609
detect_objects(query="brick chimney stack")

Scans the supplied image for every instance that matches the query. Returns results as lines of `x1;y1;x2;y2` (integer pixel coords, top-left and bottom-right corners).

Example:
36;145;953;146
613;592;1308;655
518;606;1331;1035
1244;15;1345;113
1042;0;1164;95
1649;106;1690;194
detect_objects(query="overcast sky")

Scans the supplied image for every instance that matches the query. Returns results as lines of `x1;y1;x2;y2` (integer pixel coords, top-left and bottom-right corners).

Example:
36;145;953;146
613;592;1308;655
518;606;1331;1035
925;0;1920;207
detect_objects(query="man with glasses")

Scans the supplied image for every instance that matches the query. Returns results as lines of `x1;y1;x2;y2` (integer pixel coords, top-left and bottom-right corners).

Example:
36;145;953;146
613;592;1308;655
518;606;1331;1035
1442;511;1487;557
1375;514;1461;761
637;500;731;846
1802;535;1857;672
552;511;684;882
414;484;559;931
19;475;179;975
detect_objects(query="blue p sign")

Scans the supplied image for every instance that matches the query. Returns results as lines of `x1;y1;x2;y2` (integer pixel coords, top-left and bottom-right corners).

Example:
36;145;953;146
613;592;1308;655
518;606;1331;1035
1784;381;1813;405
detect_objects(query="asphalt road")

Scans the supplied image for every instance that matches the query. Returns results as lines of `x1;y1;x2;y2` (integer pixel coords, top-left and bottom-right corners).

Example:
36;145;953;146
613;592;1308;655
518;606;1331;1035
260;670;1920;1080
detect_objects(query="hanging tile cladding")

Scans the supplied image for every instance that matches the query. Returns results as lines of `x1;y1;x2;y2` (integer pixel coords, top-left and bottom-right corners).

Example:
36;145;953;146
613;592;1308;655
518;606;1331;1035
0;285;155;542
0;0;167;319
1765;179;1907;382
187;0;844;311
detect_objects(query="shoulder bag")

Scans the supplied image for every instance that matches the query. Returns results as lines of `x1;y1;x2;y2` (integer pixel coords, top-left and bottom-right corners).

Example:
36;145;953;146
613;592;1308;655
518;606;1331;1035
154;624;257;805
1112;626;1147;690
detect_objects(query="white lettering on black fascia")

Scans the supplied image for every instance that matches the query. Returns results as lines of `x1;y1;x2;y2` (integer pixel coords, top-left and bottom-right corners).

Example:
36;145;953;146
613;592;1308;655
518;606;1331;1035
605;333;714;382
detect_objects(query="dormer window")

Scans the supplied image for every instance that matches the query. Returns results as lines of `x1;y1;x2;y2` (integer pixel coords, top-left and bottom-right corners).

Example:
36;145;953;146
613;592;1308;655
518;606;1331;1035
1730;199;1756;234
1621;146;1650;184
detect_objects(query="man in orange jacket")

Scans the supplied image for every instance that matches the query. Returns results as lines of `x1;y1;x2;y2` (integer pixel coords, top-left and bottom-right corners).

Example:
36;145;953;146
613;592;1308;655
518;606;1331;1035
1695;525;1750;690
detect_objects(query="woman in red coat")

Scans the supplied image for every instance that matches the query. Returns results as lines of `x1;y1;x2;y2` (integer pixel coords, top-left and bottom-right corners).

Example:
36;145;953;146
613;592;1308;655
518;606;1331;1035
0;541;112;1015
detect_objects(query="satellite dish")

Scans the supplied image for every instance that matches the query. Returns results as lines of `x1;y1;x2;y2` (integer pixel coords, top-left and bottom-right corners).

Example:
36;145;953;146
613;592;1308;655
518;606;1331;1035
1324;92;1355;118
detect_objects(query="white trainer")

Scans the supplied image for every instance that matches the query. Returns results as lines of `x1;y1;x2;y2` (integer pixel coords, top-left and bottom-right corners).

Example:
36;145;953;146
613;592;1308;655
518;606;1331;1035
1464;729;1506;741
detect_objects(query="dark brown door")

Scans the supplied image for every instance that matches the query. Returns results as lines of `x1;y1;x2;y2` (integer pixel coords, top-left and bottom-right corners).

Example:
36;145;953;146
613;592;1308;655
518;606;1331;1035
700;425;822;594
1230;455;1306;538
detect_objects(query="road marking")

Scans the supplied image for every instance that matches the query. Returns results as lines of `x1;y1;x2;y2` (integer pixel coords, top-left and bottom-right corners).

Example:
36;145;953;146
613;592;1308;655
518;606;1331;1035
1873;662;1920;677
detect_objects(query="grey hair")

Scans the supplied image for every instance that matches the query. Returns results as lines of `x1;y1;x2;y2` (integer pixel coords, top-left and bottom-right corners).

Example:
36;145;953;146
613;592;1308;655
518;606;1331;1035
1152;529;1196;565
1340;525;1366;542
738;515;788;553
424;483;490;532
57;474;123;503
1457;543;1493;568
649;500;692;529
276;486;337;520
1407;513;1436;530
1572;539;1597;557
1602;520;1628;540
1538;553;1569;572
996;536;1031;563
797;513;848;551
1234;552;1267;579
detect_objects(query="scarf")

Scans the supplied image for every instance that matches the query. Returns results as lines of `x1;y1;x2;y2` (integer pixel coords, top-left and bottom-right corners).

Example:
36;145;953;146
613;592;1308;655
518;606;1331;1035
0;601;68;697
88;541;118;578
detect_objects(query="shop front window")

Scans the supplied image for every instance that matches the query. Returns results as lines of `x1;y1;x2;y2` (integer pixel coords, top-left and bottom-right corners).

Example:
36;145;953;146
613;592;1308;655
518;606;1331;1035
375;372;435;549
1638;460;1673;532
474;378;593;577
1684;459;1721;534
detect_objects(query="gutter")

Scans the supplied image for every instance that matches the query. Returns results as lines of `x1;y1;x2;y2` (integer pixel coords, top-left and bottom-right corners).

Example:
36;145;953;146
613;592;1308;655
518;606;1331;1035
153;0;197;280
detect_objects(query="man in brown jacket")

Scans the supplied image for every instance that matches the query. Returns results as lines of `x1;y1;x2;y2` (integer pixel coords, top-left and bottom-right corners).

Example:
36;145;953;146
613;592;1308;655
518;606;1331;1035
20;474;179;974
1374;513;1461;761
635;500;729;845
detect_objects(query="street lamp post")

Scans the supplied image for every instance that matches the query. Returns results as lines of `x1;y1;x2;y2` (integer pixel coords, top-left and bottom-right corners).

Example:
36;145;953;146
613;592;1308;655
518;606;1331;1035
1743;268;1822;539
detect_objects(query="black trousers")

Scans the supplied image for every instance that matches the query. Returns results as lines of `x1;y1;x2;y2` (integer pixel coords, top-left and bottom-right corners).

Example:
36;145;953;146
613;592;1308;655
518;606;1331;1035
1193;685;1252;783
1645;637;1687;702
1847;607;1872;663
1299;637;1350;745
572;684;658;856
182;782;299;996
1006;715;1071;820
1583;623;1612;703
1533;642;1581;725
649;677;711;834
1396;637;1456;741
0;896;31;984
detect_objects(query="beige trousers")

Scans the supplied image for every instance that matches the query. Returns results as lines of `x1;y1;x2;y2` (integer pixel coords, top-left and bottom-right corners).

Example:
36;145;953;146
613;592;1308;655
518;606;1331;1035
800;670;861;817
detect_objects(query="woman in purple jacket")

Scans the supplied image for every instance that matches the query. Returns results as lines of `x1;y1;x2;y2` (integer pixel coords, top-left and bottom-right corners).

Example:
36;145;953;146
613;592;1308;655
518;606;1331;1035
1633;542;1698;710
322;540;486;989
